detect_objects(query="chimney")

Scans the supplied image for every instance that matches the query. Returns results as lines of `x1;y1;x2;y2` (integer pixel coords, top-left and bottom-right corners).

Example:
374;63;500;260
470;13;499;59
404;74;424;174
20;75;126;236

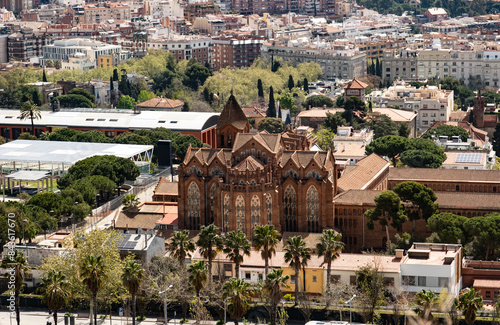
395;249;404;258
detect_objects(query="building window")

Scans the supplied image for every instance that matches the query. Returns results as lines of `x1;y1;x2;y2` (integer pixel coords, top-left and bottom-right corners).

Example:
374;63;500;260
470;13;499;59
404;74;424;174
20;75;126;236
402;276;416;286
236;195;245;231
306;186;319;232
350;275;357;285
245;272;251;280
384;277;395;286
331;275;340;283
224;264;232;271
438;277;449;287
290;275;296;284
224;194;230;232
265;193;272;224
418;276;426;287
312;275;317;283
208;184;216;225
251;195;260;229
284;186;297;232
486;291;491;298
187;183;200;230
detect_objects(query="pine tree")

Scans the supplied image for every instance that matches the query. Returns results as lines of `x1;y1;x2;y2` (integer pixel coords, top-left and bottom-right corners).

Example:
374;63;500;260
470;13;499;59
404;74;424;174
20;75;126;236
493;122;500;158
42;69;47;82
304;78;309;92
257;79;264;98
288;75;295;90
267;86;276;118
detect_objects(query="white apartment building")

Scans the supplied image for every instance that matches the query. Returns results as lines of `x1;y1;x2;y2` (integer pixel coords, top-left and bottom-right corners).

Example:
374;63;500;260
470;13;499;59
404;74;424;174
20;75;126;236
143;0;184;20
378;80;453;133
146;36;211;64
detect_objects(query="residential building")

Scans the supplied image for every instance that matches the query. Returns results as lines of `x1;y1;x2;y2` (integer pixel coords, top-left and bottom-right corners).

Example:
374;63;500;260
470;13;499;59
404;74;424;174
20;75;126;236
8;28;50;61
24;82;63;104
297;108;344;129
377;80;453;133
212;34;264;71
0;0;31;12
146;36;211;65
117;232;165;262
342;78;367;101
337;154;389;194
261;41;366;80
184;1;221;24
81;2;130;24
424;8;448;22
231;0;342;16
463;260;500;304
370;108;418;138
152;177;179;202
178;94;337;238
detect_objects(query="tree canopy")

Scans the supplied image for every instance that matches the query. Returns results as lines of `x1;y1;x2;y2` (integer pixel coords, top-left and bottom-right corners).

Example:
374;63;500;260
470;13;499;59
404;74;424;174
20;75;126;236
258;118;285;134
304;95;334;109
423;125;471;142
365;135;410;167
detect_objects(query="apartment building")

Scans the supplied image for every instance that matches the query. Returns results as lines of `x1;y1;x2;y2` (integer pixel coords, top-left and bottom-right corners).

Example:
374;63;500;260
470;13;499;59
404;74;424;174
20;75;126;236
231;0;340;16
147;36;211;65
81;2;131;24
261;41;366;80
212;34;264;71
377;80;453;133
382;45;500;87
8;28;50;61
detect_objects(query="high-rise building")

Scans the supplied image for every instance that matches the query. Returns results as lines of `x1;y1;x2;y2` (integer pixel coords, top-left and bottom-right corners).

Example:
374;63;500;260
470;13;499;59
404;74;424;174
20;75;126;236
212;34;264;71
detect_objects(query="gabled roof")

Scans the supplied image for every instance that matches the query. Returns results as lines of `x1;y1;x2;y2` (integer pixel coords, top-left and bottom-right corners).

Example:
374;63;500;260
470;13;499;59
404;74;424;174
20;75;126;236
343;78;368;90
234;156;264;172
232;133;281;154
216;93;249;130
337;154;389;192
279;150;330;169
183;147;232;165
136;97;184;109
154;177;178;196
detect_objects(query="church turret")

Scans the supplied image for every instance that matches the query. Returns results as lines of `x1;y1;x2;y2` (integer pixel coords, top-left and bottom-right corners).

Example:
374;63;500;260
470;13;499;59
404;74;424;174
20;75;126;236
216;91;250;148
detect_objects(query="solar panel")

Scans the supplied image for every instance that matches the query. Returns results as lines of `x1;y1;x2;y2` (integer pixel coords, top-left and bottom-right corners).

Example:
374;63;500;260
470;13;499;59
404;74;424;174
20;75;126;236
455;153;482;164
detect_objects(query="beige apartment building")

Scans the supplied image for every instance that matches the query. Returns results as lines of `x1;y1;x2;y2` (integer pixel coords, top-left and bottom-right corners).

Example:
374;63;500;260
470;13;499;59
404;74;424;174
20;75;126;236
382;46;500;87
146;36;211;65
82;2;131;24
378;80;454;133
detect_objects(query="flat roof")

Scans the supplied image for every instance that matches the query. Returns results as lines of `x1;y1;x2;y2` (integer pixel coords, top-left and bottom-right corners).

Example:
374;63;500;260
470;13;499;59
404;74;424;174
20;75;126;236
0;109;220;132
5;170;50;181
0;140;153;164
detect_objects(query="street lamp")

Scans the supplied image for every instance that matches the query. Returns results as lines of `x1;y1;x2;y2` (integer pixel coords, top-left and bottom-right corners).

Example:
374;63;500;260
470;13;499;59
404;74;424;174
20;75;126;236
223;297;229;325
345;294;356;325
159;284;173;325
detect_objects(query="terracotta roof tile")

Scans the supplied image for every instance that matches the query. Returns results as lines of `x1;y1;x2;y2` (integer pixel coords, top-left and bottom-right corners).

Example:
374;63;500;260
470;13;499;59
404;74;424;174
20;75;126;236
234;156;264;172
342;78;368;90
216;93;249;130
136;97;184;109
473;279;500;288
337;154;389;192
114;211;162;230
154;177;179;196
388;168;500;183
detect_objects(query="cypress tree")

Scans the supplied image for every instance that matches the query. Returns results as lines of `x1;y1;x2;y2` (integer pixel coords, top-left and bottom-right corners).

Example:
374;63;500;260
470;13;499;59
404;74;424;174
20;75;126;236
257;79;264;98
304;78;309;92
32;90;41;106
288;75;295;90
375;58;381;77
110;76;114;91
113;68;119;81
278;106;282;119
267;86;276;118
42;69;47;82
203;87;210;102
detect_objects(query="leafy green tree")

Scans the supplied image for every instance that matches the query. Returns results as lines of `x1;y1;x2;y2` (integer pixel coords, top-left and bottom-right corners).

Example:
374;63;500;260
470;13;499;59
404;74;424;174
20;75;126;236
400;138;446;168
268;86;276;118
423;124;470;142
398;122;411;137
27;192;66;218
196;224;223;284
304;95;334;109
427;213;468;244
167;230;195;266
277;92;298;115
393;181;438;239
336;95;344;108
257;79;264;98
465;213;500;260
54;60;61;69
316;230;344;294
315;127;335;150
41;270;70;325
365;135;410;167
188;260;208;297
18;132;37;140
288;74;295;90
172;134;203;159
494;123;500;158
223;231;251;280
356;265;386;323
323;111;347;132
184;60;211;91
117;95;137;109
370;114;398;139
253;225;280;276
69;88;95;103
366;190;407;251
222;278;252;325
456;288;483;325
122;260;144;325
344;96;367;112
1;251;29;325
20;100;42;136
415;289;439;321
257;117;284;133
122;194;140;210
284;236;311;304
55;94;93;108
263;269;289;325
79;254;106;325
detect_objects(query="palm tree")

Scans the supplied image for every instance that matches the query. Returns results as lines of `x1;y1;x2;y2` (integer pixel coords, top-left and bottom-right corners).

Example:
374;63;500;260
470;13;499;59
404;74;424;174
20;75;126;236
456;288;483;325
415;289;439;321
41;270;70;325
264;269;290;325
20;100;42;136
122;260;144;325
79;254;106;325
122;194;140;210
188;260;208;297
1;251;29;325
223;231;251;279
284;235;311;304
253;225;280;277
222;278;252;325
316;230;344;294
196;224;223;284
167;230;195;266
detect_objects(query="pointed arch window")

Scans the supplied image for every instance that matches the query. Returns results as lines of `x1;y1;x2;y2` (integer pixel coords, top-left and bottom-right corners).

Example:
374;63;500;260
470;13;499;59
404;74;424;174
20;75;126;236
223;194;230;232
208;183;216;225
265;193;272;224
284;185;297;232
187;182;200;230
306;186;319;232
236;195;245;231
251;195;260;229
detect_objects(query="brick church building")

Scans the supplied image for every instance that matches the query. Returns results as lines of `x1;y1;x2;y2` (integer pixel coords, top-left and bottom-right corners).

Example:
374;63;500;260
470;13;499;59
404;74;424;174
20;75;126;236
178;94;337;237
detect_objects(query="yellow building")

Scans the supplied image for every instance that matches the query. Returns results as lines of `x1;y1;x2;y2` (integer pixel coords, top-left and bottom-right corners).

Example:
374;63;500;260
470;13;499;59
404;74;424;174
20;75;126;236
97;53;121;68
282;258;325;295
